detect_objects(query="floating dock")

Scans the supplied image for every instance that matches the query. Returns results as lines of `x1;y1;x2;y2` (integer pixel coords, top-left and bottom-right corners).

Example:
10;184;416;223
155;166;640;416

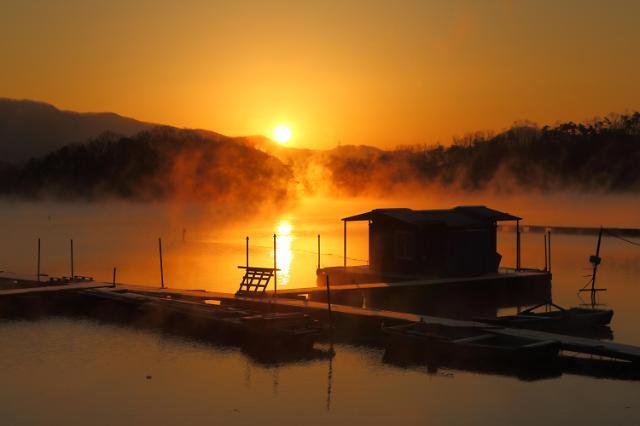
274;268;552;318
1;276;639;365
94;282;640;364
0;281;111;297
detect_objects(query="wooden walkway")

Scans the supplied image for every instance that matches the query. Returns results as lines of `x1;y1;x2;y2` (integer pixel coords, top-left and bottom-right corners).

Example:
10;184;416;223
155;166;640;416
108;283;484;326
0;281;112;297
491;328;640;363
2;276;638;364
267;270;550;297
104;283;640;363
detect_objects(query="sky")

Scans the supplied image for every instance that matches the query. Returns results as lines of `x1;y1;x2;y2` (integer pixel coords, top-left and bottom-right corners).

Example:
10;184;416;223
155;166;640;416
1;0;639;149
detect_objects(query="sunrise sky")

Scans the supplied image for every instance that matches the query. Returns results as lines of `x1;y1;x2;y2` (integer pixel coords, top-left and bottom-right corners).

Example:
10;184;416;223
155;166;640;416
2;0;639;149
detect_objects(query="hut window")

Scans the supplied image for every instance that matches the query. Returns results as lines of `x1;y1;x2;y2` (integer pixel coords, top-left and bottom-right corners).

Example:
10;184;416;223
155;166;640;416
394;231;415;260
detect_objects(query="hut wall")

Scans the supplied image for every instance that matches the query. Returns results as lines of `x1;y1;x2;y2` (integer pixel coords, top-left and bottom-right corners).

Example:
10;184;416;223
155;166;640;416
445;226;497;276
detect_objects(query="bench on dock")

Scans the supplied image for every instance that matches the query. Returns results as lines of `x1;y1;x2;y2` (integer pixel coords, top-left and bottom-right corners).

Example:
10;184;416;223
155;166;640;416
236;266;278;296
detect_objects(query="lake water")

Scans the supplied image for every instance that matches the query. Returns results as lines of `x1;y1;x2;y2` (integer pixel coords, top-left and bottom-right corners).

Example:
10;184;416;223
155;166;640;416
1;194;640;425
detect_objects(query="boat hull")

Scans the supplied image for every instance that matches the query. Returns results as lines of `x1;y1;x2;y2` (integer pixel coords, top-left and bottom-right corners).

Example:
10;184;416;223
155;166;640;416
383;323;560;366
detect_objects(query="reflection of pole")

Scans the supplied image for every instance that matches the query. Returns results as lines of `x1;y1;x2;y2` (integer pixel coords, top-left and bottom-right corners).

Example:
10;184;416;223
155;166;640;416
273;234;277;296
159;238;165;289
245;236;249;269
326;345;333;411
272;366;279;396
37;238;41;282
317;234;321;270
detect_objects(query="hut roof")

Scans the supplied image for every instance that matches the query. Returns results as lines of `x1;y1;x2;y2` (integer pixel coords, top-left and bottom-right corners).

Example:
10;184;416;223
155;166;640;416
342;206;521;227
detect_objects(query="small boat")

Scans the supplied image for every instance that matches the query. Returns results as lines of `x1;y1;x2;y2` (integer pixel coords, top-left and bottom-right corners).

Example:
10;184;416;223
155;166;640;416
476;303;613;331
383;322;559;364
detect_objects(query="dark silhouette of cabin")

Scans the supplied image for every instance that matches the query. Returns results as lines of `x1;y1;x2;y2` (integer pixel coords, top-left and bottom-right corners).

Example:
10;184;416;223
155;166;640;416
342;206;521;277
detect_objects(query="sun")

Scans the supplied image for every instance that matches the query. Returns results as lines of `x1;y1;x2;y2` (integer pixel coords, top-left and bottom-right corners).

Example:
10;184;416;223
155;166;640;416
273;125;292;144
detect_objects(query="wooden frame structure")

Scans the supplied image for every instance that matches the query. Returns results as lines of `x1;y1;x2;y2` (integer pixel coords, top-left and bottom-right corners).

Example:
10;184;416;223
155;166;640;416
236;266;279;296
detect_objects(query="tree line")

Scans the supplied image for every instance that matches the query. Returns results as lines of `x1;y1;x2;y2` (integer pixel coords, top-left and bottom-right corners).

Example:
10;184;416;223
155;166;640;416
323;112;640;194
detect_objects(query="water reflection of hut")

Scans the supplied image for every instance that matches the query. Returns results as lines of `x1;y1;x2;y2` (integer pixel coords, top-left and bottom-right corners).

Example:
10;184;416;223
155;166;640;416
342;206;521;277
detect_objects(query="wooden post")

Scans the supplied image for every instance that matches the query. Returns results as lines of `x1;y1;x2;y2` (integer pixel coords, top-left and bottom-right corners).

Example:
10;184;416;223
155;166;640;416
343;220;347;268
112;267;117;288
317;234;321;270
37;238;41;282
158;237;165;289
325;274;332;329
245;236;249;269
548;230;552;273
273;234;277;296
70;239;74;281
543;232;548;272
591;227;604;292
516;220;521;271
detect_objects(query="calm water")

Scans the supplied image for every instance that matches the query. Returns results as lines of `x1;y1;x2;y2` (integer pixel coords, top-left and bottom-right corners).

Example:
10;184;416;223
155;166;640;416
1;195;640;425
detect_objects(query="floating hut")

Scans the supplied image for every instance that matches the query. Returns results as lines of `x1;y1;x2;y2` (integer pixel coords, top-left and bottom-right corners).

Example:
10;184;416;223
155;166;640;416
343;206;521;277
314;205;542;293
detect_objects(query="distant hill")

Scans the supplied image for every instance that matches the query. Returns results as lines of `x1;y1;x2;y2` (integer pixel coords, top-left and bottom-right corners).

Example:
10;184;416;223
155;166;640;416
0;127;293;202
0;98;154;163
2;98;639;199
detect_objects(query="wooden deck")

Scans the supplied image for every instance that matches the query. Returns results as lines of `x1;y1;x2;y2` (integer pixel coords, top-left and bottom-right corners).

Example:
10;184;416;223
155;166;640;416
102;283;640;363
1;275;638;364
269;269;550;297
0;281;112;297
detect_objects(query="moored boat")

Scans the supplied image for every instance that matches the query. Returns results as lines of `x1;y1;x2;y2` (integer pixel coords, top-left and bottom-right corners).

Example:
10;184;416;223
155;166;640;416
382;321;559;364
476;303;613;331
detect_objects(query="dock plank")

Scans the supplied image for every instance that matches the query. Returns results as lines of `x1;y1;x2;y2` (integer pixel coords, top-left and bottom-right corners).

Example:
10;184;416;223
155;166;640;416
491;328;640;363
267;270;550;295
0;281;113;297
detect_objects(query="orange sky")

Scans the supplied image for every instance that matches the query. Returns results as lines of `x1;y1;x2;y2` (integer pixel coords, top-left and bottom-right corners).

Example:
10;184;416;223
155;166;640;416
1;0;639;149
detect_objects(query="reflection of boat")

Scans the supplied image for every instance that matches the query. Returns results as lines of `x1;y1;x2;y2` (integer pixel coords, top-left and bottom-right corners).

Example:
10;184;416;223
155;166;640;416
559;356;640;381
382;347;562;381
476;303;613;332
382;322;559;364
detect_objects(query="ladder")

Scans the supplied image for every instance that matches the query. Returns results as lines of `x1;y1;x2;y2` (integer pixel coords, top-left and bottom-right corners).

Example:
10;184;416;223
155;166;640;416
236;266;278;296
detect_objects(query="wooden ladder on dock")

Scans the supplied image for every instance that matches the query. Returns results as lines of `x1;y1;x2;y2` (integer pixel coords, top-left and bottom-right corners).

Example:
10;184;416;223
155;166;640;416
236;266;277;296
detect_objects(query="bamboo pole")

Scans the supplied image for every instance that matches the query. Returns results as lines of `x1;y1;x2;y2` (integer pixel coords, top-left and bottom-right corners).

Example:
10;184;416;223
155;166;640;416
245;236;249;269
317;234;321;270
70;239;74;281
37;238;41;282
543;232;548;271
516;220;521;271
343;221;347;268
325;274;332;329
548;230;552;273
158;238;164;288
273;234;277;296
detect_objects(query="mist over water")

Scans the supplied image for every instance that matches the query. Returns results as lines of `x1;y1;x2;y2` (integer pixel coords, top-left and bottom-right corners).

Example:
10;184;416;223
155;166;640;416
2;193;639;292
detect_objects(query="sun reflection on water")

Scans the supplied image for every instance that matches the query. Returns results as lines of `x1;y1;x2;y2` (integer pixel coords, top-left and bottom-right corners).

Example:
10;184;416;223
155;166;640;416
275;220;294;287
